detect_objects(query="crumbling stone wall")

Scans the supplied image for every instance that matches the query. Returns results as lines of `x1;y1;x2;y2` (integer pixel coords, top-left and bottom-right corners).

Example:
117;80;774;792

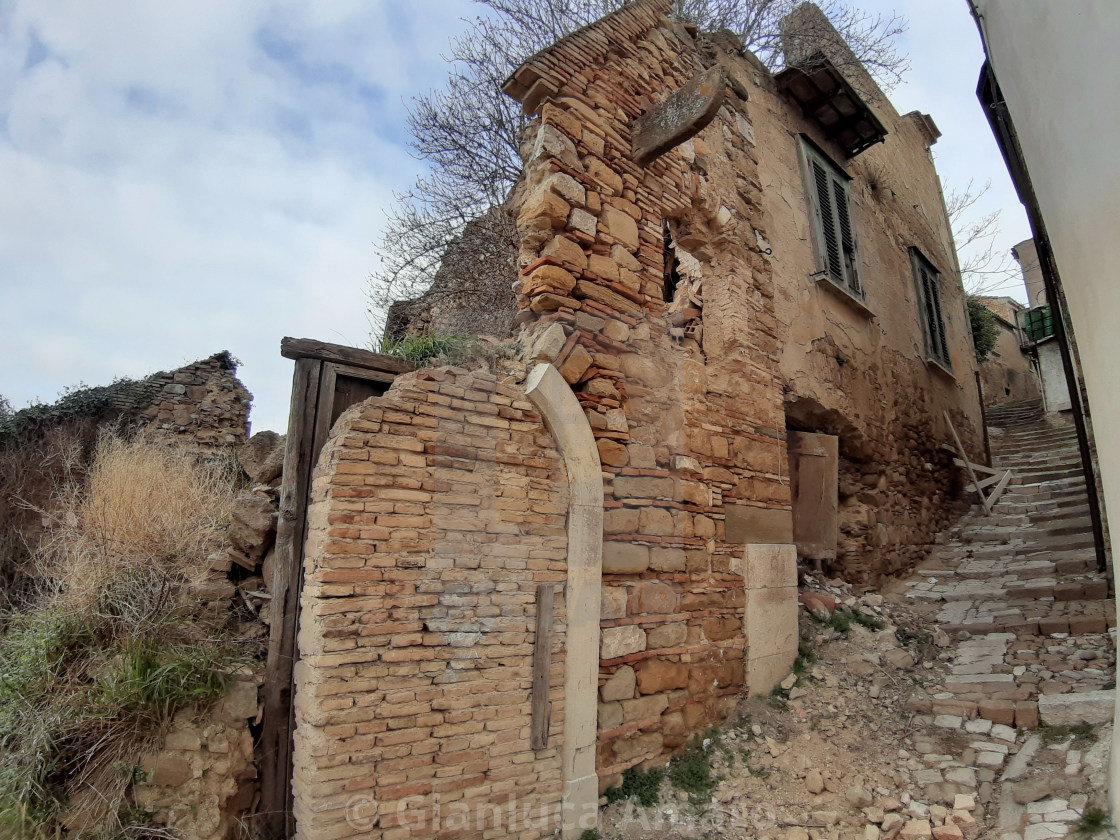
504;0;790;787
292;365;573;840
131;351;253;449
500;0;983;779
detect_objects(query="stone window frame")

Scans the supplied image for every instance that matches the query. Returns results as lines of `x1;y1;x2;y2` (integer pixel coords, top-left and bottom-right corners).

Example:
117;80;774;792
910;247;954;373
798;136;864;302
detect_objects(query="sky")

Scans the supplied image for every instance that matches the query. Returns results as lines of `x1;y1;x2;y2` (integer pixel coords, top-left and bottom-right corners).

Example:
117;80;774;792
0;0;1031;434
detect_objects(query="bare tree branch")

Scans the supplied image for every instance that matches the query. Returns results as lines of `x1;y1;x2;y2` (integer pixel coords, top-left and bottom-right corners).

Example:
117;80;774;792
367;0;911;344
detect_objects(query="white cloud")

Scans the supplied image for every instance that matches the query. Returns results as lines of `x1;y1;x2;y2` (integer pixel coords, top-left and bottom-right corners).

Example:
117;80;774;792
0;0;474;432
0;0;1033;435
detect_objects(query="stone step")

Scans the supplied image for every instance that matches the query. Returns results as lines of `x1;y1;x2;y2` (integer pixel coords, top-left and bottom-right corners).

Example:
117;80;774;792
934;598;1115;637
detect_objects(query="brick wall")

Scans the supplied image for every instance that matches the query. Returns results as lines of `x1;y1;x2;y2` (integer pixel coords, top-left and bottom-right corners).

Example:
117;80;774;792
505;0;790;785
292;365;572;840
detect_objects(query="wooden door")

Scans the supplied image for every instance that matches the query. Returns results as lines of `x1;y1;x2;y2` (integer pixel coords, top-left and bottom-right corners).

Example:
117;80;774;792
259;338;411;838
788;431;838;566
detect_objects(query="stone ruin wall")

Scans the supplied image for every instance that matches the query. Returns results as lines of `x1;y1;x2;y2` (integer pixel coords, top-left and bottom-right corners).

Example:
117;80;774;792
505;0;794;790
134;351;253;449
292;366;574;840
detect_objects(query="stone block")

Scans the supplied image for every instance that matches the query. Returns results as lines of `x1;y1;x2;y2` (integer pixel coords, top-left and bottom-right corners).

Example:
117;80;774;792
601;586;628;620
222;679;259;721
649;547;686;572
1014;701;1039;729
522;264;576;295
142;753;194;788
622;693;670;722
600;665;636;702
646;622;687;649
558;344;593;384
600;205;639;251
599;701;623;731
631;581;678;614
597;439;629;467
636;658;689;694
603;542;650;574
702;616;742;642
610;732;663;764
613;476;675;500
725;504;793;545
977;699;1015;726
1038;689;1114;726
542;235;587;270
638;506;675;536
601;625;646;660
744;543;797;590
527;322;568;362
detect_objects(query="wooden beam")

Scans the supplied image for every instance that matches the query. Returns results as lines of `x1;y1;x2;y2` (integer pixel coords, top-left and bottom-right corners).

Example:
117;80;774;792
530;584;555;751
953;457;1001;476
280;336;414;375
945;411;985;510
260;357;322;838
983;469;1014;514
969;472;1005;492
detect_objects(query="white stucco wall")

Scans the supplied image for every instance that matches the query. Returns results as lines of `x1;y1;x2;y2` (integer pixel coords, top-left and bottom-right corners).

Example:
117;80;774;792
970;0;1120;814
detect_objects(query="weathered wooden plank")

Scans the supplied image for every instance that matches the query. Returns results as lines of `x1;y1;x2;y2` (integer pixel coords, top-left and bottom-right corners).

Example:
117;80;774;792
281;336;414;374
969;472;1005;492
260;356;321;839
983;469;1014;514
530;584;555;751
945;412;984;509
953;457;1000;476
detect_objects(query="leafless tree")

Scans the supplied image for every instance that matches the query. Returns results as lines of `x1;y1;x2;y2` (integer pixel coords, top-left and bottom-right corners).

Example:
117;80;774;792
945;178;1023;298
367;0;909;343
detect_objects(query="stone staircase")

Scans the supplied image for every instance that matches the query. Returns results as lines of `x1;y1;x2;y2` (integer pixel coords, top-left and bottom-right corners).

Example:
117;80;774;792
904;404;1114;729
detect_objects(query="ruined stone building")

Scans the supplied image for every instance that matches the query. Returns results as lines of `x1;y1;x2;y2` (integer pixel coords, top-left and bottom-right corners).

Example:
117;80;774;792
285;2;986;837
972;295;1041;409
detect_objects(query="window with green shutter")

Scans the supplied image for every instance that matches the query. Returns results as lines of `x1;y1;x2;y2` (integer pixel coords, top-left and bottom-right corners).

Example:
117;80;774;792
802;140;861;299
910;249;952;370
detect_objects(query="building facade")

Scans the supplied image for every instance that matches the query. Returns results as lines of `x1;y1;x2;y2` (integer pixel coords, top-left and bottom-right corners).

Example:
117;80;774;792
289;3;985;837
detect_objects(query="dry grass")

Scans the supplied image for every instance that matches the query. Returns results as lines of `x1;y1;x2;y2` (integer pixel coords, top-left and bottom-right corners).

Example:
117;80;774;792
41;431;236;615
0;431;245;834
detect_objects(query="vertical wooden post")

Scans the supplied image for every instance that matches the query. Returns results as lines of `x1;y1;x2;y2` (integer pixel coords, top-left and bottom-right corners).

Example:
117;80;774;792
259;357;321;839
530;584;555;751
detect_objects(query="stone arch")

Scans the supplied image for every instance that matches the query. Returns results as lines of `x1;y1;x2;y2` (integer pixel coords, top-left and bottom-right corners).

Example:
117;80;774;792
525;363;604;836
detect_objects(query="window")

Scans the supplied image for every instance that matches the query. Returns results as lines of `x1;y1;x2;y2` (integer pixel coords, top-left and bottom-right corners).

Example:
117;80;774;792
802;139;861;298
910;249;951;370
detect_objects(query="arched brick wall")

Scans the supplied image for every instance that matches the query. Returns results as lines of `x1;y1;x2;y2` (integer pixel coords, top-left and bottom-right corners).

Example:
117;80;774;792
292;364;600;840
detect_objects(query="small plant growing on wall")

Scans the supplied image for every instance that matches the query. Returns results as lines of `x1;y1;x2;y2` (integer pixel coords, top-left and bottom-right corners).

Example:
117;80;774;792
967;298;1001;363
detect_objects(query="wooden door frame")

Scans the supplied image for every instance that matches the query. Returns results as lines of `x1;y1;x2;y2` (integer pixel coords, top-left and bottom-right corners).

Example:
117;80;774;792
258;338;412;838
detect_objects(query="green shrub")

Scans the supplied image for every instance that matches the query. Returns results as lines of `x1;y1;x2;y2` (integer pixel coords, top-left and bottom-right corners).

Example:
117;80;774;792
1071;806;1114;838
853;611;885;631
605;765;663;807
95;641;231;726
379;333;481;366
668;733;721;802
967;298;1001;363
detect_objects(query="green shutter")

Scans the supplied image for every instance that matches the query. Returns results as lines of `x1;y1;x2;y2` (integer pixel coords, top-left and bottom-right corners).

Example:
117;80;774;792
812;159;843;282
832;178;859;295
806;142;860;299
913;251;951;369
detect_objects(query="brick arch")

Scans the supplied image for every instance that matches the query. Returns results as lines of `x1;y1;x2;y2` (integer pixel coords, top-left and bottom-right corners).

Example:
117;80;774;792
291;364;601;840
